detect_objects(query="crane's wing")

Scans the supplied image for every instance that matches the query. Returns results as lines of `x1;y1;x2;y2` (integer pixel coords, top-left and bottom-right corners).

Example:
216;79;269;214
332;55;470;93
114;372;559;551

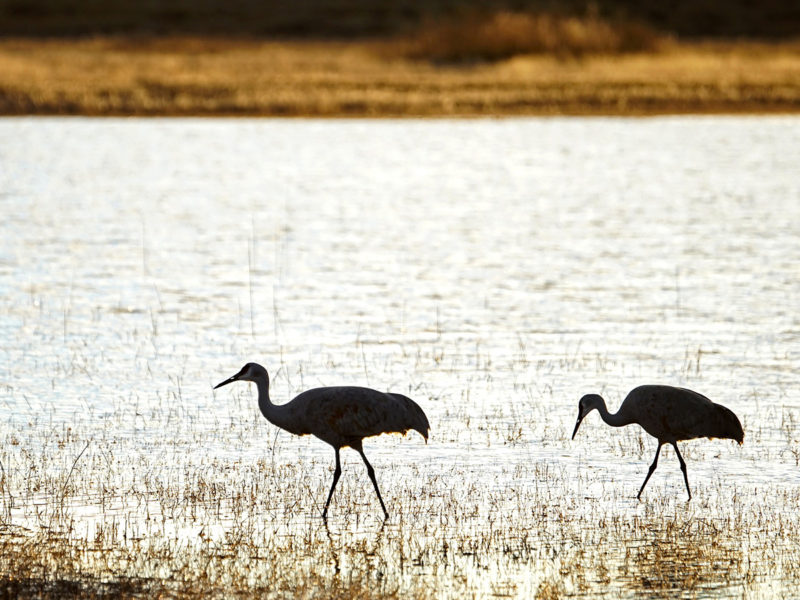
664;387;743;442
625;385;741;443
294;386;429;446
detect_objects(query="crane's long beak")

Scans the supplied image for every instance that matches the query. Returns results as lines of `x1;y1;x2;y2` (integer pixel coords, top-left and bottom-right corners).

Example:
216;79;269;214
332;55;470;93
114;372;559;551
571;414;584;440
213;374;238;389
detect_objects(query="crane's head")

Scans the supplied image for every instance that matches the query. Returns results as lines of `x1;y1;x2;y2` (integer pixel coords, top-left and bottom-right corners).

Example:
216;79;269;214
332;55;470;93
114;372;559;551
572;394;604;440
214;362;268;389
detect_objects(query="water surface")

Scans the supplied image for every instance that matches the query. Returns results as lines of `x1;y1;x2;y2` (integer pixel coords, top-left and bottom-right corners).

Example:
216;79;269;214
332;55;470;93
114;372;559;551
1;116;799;597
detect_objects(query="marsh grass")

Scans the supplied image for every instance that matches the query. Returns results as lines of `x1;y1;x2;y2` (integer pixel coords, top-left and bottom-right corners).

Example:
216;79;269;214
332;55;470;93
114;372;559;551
1;303;797;597
0;36;799;116
1;356;799;598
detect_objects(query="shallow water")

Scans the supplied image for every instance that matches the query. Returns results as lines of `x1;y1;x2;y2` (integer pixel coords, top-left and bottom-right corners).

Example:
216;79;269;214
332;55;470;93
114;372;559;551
1;116;800;597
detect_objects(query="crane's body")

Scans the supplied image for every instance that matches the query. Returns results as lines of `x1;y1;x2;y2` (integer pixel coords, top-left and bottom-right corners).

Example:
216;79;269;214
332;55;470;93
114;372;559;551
572;385;743;500
214;363;429;519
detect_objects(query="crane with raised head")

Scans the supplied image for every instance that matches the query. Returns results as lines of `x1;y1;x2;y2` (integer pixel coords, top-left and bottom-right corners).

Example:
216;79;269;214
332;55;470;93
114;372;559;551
572;385;743;500
214;362;429;519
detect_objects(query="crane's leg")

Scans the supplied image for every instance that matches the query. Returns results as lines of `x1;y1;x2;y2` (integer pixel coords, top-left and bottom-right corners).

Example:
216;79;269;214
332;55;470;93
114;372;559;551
322;448;342;520
637;443;663;499
671;442;692;501
356;447;389;519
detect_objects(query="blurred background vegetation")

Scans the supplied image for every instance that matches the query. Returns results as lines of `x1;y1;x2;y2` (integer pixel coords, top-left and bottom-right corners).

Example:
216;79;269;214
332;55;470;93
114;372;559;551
1;1;797;115
1;0;798;39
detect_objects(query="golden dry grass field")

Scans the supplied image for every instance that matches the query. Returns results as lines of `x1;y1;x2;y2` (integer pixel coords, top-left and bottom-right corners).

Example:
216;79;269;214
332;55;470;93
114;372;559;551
1;35;799;116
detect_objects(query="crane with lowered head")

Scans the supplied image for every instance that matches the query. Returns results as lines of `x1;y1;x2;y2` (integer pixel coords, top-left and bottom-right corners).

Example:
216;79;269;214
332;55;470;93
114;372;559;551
572;385;743;500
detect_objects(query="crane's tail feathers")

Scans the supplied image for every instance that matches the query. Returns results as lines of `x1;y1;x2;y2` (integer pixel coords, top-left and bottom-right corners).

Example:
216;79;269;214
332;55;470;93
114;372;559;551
713;403;744;444
388;393;430;444
412;421;430;443
419;426;430;443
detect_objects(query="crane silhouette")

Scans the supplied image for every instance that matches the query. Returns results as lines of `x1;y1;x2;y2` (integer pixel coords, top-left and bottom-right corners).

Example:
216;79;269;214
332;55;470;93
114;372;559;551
214;362;429;519
571;385;743;500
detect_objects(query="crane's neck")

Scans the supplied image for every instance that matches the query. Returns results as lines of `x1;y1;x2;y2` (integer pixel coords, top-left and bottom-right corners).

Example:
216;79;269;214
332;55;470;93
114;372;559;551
254;375;288;429
595;399;632;428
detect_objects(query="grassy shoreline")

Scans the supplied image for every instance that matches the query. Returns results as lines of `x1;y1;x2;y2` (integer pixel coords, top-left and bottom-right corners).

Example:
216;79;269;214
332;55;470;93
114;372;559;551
1;36;799;117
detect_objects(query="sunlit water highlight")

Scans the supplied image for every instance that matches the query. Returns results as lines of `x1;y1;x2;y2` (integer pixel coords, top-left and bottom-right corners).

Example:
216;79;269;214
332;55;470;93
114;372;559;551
1;116;799;597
